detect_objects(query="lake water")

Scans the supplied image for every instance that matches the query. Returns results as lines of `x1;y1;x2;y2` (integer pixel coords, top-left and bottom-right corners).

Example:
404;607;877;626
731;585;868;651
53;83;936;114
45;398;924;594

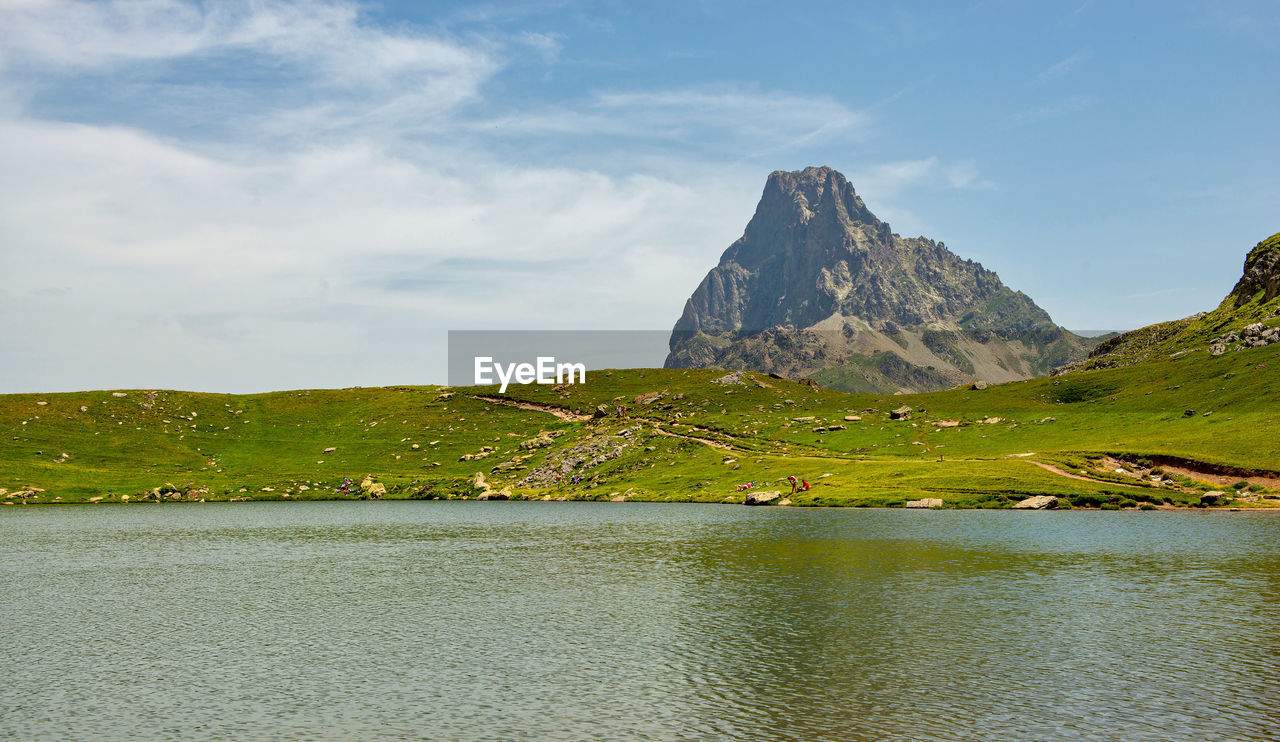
2;503;1279;741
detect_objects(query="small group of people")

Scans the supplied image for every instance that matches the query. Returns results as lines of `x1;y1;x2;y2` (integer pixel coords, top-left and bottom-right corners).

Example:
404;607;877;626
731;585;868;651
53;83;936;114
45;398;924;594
554;474;584;486
787;475;811;493
734;482;761;491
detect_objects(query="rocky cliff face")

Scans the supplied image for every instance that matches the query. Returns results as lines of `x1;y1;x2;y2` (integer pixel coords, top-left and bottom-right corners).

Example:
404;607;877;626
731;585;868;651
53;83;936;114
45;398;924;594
1230;232;1280;307
667;166;1092;393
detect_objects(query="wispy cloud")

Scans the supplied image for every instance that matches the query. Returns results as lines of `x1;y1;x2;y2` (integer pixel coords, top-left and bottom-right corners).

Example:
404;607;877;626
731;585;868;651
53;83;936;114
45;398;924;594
851;157;994;196
1033;48;1093;84
1007;94;1095;127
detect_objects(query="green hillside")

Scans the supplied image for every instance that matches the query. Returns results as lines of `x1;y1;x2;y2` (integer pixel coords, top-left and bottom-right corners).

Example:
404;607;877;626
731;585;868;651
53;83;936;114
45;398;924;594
1069;232;1280;371
3;342;1277;509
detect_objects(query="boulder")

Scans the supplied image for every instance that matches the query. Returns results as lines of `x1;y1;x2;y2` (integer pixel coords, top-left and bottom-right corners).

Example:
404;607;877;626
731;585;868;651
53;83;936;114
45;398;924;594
472;472;489;491
711;371;747;385
890;406;913;420
1012;495;1058;509
1201;491;1226;505
843;415;861;422
480;487;511;501
323;446;337;453
971;381;988;390
519;433;557;450
906;498;943;509
594;404;611;419
743;490;782;506
365;483;386;499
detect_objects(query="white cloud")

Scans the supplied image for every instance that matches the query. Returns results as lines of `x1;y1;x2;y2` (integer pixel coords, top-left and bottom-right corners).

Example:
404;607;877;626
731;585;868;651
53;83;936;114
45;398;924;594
0;0;963;392
0;113;758;392
1007;94;1095;127
1033;49;1093;85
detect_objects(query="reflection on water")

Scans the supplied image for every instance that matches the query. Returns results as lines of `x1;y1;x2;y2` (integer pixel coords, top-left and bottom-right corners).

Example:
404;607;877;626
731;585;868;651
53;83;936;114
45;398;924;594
2;504;1279;740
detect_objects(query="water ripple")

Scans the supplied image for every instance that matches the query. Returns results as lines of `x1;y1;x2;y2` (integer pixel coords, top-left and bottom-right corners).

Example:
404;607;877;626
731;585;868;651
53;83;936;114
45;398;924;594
2;503;1279;740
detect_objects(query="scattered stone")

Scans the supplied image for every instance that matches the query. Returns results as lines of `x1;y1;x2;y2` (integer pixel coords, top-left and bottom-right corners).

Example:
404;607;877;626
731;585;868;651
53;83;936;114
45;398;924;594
980;417;1003;425
711;371;748;386
778;498;792;506
79;405;88;412
843;415;861;422
35;401;46;406
743;490;782;506
460;446;496;461
970;381;988;390
1201;491;1226;505
1183;409;1195;417
89;496;103;503
323;446;336;453
411;443;420;450
1012;495;1058;510
906;498;943;508
519;432;558;450
934;420;961;428
111;392;127;398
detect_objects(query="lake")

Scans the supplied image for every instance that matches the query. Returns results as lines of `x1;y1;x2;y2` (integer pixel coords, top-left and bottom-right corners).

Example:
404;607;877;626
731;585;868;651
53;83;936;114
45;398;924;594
3;503;1279;740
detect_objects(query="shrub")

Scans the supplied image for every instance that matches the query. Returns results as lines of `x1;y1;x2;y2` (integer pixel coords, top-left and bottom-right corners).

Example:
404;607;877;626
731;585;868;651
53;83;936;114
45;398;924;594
1140;503;1157;511
1119;499;1138;508
1100;502;1121;510
1248;483;1264;492
1233;480;1251;489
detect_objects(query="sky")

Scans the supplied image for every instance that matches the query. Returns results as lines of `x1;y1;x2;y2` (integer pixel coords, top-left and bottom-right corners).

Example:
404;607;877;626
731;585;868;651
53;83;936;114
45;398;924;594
1;0;1277;393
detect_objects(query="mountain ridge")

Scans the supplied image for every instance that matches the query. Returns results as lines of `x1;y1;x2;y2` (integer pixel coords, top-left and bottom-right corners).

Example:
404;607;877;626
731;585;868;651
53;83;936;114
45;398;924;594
666;166;1092;392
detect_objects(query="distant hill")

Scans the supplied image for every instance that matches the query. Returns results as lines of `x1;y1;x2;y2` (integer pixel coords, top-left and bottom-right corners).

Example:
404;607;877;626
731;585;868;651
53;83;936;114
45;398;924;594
1061;231;1280;373
665;167;1094;393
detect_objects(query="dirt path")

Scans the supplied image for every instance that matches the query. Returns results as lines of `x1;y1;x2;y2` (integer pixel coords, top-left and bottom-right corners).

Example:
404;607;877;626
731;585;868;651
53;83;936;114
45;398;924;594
468;395;591;422
650;422;734;450
1027;460;1137;486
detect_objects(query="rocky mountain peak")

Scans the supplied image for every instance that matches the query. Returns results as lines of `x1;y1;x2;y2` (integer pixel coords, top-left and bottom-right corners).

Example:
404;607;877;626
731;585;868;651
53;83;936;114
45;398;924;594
666;166;1090;393
750;166;880;231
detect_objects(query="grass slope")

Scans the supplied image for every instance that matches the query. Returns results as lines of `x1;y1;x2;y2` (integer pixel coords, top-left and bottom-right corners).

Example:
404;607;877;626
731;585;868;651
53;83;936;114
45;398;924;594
3;340;1278;509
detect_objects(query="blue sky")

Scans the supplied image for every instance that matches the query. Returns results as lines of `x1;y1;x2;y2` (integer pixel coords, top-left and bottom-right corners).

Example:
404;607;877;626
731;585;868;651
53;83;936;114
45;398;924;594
1;0;1277;392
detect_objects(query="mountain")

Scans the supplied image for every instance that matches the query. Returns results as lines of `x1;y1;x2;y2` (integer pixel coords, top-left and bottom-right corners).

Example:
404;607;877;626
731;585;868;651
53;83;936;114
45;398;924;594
665;166;1093;392
1064;231;1280;372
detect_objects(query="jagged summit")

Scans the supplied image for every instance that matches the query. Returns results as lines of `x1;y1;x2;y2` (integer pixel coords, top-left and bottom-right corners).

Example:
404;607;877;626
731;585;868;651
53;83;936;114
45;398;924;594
666;166;1091;393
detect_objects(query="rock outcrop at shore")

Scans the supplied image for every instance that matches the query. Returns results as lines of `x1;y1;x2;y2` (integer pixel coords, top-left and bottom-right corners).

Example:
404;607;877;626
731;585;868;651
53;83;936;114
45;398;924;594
665;167;1091;393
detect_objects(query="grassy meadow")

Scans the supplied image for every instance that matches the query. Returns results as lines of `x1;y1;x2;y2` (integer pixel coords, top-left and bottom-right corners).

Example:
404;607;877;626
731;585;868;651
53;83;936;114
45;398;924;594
2;339;1277;509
